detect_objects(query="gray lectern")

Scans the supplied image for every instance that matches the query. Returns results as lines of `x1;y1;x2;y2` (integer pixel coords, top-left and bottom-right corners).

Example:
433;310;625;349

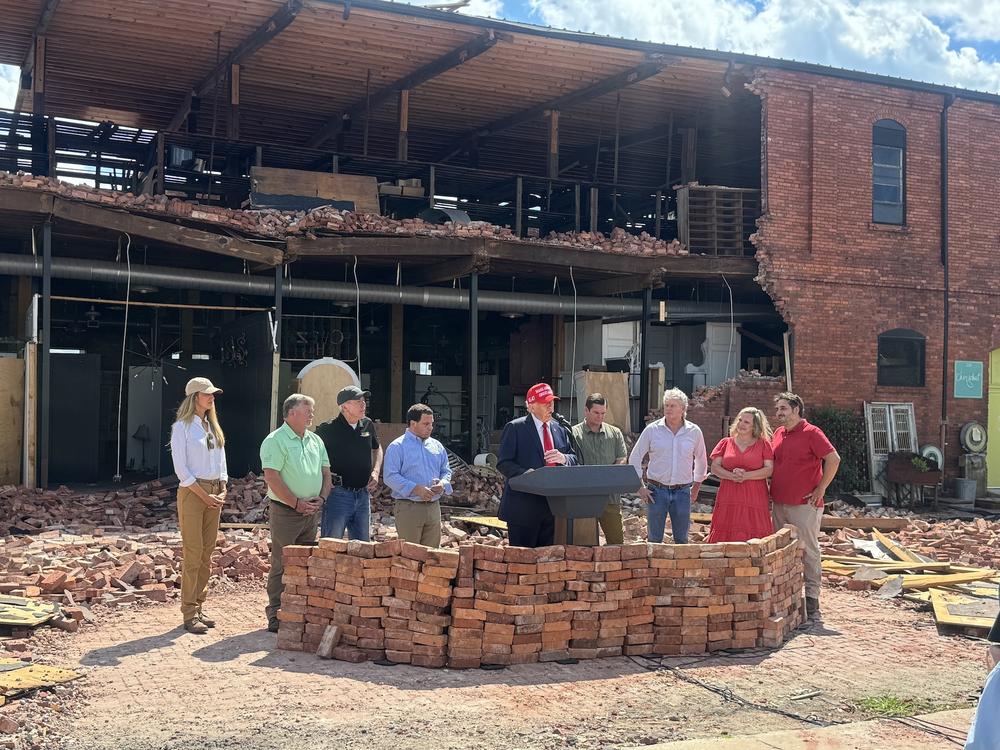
508;465;641;545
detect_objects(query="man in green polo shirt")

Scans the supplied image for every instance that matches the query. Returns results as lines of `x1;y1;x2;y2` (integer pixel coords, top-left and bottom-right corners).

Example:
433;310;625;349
571;393;628;545
260;393;332;633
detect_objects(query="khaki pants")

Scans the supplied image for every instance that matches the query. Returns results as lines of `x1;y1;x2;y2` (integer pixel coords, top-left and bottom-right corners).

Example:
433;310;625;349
266;501;320;622
177;480;223;621
772;502;823;599
599;501;624;545
394;500;441;548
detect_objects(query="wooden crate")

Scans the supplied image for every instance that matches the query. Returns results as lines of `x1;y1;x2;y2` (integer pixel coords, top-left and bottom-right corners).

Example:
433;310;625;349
677;185;760;256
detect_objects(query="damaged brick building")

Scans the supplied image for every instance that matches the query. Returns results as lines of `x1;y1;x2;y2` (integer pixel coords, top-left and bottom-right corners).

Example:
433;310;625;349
0;0;997;491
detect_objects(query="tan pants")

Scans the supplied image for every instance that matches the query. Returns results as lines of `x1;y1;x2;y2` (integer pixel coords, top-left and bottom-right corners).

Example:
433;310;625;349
177;480;223;621
266;501;320;622
394;500;441;548
599;501;625;545
772;502;823;599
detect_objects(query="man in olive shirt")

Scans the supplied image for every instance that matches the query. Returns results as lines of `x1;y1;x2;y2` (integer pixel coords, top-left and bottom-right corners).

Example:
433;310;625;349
315;385;383;541
260;393;332;633
571;393;628;544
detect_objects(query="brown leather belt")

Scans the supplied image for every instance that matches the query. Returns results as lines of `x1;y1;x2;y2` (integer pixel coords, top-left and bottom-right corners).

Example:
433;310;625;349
647;478;692;491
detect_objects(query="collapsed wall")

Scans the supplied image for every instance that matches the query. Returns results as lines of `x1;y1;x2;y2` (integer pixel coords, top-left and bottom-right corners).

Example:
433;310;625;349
276;528;804;668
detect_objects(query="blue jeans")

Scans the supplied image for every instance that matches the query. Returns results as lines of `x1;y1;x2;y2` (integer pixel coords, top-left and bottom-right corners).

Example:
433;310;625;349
321;486;371;541
647;484;692;543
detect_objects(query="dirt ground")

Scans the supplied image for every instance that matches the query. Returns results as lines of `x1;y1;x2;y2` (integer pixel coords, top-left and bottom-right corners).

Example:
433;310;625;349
3;581;989;750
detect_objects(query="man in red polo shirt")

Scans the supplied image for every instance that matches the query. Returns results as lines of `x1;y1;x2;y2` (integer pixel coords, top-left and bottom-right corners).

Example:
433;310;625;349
770;391;841;619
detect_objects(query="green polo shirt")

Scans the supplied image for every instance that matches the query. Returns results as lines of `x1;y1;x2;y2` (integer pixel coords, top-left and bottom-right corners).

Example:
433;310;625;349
572;420;628;503
260;422;330;502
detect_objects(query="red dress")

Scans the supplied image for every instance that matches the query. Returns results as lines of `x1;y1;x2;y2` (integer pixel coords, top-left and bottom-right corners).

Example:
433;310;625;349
707;437;774;543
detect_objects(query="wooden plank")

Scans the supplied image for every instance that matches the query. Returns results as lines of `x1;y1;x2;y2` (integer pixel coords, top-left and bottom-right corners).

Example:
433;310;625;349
0;358;25;484
22;342;37;489
407;253;489;286
929;588;999;631
167;0;304;131
306;30;500;148
50;198;282;265
577;271;663;296
823;561;954;575
451;515;508;531
286;235;474;259
891;571;998;591
0;187;55;214
872;528;924;562
250;167;379;214
822;516;909;531
390;305;404;422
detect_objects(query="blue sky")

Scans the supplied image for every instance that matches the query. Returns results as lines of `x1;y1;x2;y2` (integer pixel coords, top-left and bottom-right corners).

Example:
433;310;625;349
3;0;1000;110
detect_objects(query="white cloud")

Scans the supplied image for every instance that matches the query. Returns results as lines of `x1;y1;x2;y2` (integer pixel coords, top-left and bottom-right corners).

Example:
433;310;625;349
0;65;18;110
528;0;1000;93
406;0;504;19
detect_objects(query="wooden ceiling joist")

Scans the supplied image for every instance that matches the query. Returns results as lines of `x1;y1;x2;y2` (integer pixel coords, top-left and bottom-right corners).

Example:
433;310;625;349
406;252;490;286
576;271;665;296
166;0;304;132
434;58;668;162
305;29;502;149
12;0;62;113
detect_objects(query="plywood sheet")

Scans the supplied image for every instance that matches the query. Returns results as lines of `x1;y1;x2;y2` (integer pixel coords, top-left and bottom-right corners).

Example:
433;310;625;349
0;357;24;484
573;371;630;429
250;167;379;215
297;358;359;427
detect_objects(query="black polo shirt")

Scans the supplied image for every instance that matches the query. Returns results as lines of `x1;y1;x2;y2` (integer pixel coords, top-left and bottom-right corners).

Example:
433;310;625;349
315;414;380;489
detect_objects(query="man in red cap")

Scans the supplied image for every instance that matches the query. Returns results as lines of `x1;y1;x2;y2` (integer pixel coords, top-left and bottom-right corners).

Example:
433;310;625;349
497;382;578;547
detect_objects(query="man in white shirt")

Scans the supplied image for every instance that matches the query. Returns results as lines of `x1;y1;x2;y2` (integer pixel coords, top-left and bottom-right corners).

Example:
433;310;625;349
628;388;708;543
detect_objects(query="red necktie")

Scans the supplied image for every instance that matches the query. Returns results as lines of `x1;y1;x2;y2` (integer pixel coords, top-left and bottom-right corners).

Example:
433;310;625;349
542;421;556;466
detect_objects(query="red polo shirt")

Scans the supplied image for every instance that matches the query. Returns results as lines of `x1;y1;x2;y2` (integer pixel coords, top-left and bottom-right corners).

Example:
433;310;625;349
770;419;836;506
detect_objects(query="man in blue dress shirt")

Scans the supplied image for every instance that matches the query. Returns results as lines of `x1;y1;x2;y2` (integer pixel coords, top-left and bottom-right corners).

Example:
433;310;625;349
383;403;453;548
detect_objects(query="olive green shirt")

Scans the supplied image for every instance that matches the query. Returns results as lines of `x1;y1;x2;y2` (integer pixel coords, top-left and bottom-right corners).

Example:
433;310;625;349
572;420;628;504
260;422;330;502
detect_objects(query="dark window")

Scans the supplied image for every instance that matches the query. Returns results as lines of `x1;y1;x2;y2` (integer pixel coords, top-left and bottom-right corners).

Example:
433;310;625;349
877;328;925;387
873;119;906;225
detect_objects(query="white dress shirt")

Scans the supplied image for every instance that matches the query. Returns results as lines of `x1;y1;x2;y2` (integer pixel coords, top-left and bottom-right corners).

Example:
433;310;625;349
628;418;708;486
530;414;555;451
170;418;228;487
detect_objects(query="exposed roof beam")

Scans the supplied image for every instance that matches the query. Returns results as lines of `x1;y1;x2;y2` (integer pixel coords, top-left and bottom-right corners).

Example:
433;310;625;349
434;58;668;163
167;0;304;132
559;122;679;176
407;252;490;286
13;0;62;113
305;30;501;149
576;270;664;296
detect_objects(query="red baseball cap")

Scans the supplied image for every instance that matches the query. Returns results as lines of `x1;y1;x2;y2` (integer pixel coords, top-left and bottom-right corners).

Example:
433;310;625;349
526;383;559;404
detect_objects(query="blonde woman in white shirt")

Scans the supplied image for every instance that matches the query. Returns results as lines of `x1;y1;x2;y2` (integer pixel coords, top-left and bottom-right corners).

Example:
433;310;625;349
170;377;228;634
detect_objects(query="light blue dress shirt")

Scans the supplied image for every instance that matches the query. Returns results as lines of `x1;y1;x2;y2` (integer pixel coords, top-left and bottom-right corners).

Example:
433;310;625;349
383;430;453;501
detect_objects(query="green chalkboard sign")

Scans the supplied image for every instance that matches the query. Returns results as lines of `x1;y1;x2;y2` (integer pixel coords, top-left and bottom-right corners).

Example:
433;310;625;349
954;360;984;399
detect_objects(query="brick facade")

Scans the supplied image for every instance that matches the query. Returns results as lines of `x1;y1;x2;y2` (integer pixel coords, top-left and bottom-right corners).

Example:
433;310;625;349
751;69;1000;471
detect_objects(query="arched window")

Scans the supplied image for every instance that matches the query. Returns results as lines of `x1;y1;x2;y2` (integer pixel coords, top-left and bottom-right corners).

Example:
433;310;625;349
877;328;925;386
873;119;906;225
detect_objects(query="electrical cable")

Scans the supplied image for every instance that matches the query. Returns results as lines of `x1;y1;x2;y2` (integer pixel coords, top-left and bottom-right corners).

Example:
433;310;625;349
113;232;132;483
722;272;735;380
569;265;578;401
353;255;361;373
628;654;838;728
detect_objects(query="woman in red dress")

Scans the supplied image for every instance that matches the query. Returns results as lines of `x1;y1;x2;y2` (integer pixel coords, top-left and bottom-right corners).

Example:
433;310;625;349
707;406;774;543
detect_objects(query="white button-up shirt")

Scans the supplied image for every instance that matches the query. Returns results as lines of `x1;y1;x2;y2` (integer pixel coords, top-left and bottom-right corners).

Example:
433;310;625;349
170;418;228;487
531;414;554;451
628;418;708;486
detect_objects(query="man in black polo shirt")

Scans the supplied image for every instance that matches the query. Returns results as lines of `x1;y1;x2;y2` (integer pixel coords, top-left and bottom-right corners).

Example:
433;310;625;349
315;385;383;541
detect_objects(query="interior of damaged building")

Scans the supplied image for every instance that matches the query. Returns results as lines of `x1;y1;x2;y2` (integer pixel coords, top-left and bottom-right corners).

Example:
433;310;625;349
0;0;785;486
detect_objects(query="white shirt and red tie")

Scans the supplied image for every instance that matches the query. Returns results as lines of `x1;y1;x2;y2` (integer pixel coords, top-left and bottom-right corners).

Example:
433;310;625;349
531;414;558;466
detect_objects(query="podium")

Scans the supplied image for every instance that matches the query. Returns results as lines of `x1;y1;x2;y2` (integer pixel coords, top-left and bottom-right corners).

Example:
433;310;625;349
508;465;641;546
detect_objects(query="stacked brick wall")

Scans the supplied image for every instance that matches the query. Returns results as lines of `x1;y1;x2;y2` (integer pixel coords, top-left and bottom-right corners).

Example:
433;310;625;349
751;68;1000;468
276;528;804;667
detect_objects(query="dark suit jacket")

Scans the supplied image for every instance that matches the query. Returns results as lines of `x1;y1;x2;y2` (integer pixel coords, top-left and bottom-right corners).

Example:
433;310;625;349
497;416;578;527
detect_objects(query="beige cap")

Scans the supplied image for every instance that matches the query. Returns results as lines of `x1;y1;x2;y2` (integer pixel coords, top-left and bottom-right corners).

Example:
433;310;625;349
185;377;223;396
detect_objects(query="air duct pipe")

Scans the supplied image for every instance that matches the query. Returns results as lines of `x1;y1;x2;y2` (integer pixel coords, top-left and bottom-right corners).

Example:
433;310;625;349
0;253;774;320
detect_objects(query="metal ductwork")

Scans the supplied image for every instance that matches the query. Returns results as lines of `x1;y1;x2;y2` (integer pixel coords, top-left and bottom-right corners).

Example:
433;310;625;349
0;253;775;320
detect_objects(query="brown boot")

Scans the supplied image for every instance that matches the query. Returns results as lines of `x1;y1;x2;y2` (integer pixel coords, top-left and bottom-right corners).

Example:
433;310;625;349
184;619;209;635
196;611;216;628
